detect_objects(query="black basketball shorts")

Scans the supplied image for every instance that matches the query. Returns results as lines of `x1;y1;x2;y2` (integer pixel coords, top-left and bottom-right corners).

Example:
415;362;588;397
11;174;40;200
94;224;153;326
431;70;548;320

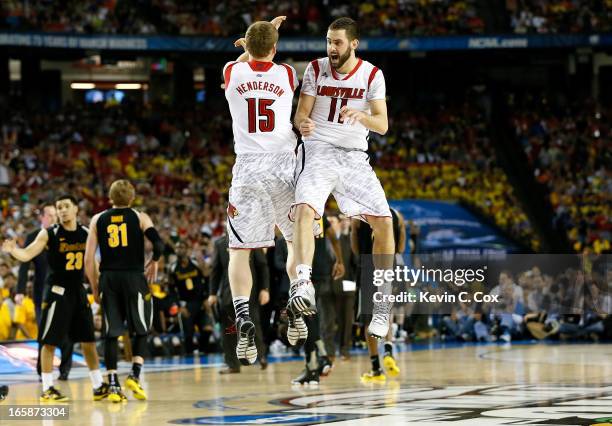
38;283;95;346
100;271;152;338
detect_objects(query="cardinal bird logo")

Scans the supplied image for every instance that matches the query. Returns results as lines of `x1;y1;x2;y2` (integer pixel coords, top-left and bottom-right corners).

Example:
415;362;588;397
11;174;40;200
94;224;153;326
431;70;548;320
227;203;239;218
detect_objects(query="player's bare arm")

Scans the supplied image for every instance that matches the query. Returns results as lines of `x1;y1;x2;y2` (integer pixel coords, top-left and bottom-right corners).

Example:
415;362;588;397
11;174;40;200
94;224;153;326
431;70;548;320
339;98;388;135
140;211;163;284
326;226;345;280
232;37;250;63
270;15;287;30
396;209;406;254
1;229;49;262
85;213;100;301
294;93;316;136
233;16;287;62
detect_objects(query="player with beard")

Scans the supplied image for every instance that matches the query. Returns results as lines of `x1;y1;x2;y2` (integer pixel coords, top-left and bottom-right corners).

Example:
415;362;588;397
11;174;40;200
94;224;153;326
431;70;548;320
288;17;395;344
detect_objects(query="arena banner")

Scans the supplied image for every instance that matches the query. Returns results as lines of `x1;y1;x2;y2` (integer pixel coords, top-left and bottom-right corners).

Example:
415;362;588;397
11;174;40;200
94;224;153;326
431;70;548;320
0;32;609;52
390;199;519;254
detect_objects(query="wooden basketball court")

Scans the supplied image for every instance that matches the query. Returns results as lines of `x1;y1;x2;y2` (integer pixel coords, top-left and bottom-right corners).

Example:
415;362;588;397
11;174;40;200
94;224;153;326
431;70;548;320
2;342;611;425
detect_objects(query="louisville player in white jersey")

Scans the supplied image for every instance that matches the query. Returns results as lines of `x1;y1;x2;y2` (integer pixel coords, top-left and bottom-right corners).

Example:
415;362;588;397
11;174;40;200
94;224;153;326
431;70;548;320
223;16;308;366
289;17;395;342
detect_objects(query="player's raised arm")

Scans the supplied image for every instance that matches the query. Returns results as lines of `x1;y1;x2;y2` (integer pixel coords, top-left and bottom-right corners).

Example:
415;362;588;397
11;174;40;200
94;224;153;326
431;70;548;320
232;16;287;63
232;38;250;63
1;229;49;262
270;15;287;30
85;213;100;299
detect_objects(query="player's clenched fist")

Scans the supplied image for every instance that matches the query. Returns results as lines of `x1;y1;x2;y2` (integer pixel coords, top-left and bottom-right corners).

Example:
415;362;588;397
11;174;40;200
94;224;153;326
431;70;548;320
299;117;316;136
339;106;366;125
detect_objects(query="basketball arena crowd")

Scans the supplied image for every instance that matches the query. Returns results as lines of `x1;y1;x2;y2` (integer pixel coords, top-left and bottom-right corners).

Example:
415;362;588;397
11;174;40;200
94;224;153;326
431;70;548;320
1;0;611;37
0;0;608;373
0;93;609;369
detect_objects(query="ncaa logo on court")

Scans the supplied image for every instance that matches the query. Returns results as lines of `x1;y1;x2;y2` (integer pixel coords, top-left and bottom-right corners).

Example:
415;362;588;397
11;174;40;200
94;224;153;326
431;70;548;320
274;384;612;424
171;384;612;424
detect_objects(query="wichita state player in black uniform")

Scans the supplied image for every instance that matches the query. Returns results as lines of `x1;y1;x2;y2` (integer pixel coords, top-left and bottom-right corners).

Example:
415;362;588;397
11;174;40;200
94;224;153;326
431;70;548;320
1;195;107;401
85;179;164;403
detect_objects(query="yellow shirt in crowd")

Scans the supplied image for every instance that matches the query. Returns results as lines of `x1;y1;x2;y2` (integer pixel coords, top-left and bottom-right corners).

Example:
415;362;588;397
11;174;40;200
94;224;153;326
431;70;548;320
13;297;38;340
0;302;11;341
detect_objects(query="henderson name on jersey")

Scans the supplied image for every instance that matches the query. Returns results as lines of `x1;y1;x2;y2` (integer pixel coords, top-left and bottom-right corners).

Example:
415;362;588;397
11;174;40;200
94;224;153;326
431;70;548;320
223;60;299;155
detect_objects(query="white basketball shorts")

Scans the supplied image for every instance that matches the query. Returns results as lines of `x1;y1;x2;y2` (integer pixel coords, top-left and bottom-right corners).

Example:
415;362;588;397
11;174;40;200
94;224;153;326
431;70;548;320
227;152;295;249
291;141;391;220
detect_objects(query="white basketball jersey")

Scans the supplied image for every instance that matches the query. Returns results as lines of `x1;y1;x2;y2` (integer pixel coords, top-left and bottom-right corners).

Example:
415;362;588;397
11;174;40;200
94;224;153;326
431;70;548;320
300;57;386;151
224;60;298;155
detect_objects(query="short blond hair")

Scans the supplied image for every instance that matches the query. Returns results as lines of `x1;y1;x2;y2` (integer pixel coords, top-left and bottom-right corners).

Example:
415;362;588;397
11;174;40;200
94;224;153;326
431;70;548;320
109;179;135;207
246;21;278;58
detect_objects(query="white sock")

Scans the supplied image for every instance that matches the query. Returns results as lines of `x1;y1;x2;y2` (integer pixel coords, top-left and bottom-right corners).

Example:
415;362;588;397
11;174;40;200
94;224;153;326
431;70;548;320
296;264;312;281
42;372;54;391
89;369;103;389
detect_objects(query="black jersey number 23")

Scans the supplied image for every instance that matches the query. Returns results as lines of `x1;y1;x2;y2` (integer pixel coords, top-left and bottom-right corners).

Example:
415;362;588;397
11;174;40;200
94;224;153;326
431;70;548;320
65;252;83;270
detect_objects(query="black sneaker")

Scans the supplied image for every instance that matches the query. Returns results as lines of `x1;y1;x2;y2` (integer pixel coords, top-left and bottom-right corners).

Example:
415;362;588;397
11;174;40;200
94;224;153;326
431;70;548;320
40;386;68;402
0;385;8;401
236;317;257;366
93;383;109;401
291;368;319;385
107;385;128;403
318;356;333;377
